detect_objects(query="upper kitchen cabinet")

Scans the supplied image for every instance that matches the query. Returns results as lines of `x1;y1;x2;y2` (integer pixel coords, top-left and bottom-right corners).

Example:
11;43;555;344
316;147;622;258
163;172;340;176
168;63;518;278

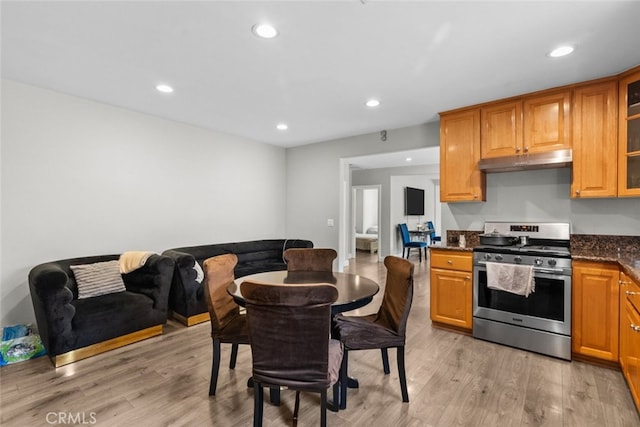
481;100;523;158
439;109;486;202
523;90;572;154
619;67;640;197
571;79;618;198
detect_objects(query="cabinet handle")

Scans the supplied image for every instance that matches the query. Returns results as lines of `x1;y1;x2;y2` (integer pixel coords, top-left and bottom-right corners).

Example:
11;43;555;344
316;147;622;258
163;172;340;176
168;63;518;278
515;147;521;153
626;291;639;296
465;276;471;280
619;280;631;285
575;189;580;195
524;146;529;152
631;324;640;333
447;260;453;265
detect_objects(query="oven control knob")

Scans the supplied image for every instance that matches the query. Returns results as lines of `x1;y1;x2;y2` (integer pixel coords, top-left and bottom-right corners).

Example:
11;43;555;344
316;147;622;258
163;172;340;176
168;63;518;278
495;254;503;261
514;256;522;263
548;259;557;266
484;253;492;260
535;258;543;266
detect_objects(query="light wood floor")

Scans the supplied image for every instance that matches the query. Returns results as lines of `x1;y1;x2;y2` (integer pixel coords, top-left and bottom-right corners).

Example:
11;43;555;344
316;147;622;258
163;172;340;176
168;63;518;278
2;251;639;426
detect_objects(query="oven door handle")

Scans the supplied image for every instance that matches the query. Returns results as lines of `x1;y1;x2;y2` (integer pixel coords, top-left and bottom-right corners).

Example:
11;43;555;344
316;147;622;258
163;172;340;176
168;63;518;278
474;261;569;276
534;268;567;275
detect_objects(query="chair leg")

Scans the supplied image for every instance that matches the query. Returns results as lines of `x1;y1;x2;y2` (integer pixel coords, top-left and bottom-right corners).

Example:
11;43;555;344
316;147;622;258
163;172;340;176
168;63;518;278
254;384;264;427
339;350;348;410
320;390;327;427
397;346;409;402
293;391;300;423
229;342;239;369
327;382;340;412
381;348;390;374
209;338;221;396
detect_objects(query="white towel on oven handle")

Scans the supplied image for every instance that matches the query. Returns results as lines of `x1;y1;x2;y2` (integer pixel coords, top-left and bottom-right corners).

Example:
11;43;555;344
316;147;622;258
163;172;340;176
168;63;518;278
486;262;535;297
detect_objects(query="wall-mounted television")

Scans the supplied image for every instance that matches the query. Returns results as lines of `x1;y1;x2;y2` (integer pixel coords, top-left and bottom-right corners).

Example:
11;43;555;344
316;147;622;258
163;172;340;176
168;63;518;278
405;187;425;216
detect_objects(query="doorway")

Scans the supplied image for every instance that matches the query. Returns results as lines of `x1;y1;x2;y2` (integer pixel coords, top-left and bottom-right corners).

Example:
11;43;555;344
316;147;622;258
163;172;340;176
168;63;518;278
351;185;382;263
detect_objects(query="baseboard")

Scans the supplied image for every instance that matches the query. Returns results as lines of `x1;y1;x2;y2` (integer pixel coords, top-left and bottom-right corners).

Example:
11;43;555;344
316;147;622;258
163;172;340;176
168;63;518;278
430;321;472;336
52;325;164;367
171;311;210;326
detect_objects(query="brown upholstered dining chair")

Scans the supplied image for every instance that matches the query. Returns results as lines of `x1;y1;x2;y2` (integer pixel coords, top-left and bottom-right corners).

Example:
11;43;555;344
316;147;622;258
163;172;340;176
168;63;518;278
333;255;414;409
241;281;343;427
202;253;248;396
284;248;337;272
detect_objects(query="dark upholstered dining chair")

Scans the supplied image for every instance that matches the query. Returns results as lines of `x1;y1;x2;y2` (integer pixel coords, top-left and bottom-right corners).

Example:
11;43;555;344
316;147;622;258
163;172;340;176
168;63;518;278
241;281;343;427
333;255;414;409
202;253;248;396
284;248;337;272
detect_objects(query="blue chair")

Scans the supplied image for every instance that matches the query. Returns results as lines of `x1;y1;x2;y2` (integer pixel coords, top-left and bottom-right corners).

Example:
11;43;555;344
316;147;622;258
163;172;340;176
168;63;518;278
426;221;441;244
398;223;427;262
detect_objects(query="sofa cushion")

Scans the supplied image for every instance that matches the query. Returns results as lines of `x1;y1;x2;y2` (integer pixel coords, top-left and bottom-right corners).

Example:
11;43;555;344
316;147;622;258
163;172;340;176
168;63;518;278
71;291;164;348
70;260;126;299
234;260;287;278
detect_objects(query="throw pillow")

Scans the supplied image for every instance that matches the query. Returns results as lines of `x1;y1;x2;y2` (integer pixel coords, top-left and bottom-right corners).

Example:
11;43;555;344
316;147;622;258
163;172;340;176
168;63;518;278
71;260;127;299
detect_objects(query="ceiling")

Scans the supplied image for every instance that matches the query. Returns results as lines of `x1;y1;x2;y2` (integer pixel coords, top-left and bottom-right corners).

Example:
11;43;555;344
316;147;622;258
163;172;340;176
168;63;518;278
2;1;640;152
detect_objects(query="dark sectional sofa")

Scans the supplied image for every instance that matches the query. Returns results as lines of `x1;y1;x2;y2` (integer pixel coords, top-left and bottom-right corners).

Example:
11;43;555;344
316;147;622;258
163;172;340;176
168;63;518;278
162;239;313;325
28;254;175;367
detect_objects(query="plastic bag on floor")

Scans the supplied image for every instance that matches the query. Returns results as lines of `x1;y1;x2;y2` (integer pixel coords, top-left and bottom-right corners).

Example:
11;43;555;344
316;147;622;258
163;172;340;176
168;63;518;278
0;324;46;366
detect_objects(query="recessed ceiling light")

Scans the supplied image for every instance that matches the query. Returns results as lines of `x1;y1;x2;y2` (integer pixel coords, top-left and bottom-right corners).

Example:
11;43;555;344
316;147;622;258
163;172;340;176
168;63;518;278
365;99;380;108
156;84;174;93
406;157;413;162
252;23;278;39
549;46;574;58
276;123;288;131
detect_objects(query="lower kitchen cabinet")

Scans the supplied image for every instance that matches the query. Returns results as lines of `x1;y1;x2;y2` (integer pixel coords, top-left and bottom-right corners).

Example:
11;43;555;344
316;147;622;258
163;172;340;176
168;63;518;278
429;248;473;331
572;261;620;361
620;273;640;411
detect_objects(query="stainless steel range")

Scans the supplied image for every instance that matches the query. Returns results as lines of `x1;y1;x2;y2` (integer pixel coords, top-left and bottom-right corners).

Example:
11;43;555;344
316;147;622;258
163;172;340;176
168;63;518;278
473;221;572;360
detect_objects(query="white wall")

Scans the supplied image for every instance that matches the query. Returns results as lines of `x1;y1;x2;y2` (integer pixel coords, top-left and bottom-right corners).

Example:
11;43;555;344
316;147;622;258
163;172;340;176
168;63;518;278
1;80;287;326
362;188;378;233
286;123;441;264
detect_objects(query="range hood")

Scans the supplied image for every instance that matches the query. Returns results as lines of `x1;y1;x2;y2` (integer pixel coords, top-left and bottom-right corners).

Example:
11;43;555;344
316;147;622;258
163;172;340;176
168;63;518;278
478;149;572;173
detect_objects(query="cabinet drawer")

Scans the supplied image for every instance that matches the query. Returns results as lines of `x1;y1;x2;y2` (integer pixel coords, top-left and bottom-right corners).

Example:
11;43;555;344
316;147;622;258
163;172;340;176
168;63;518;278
430;250;472;271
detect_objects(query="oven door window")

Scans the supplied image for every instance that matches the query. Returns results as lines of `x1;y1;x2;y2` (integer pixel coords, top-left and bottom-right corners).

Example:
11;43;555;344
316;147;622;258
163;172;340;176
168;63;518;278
476;270;565;321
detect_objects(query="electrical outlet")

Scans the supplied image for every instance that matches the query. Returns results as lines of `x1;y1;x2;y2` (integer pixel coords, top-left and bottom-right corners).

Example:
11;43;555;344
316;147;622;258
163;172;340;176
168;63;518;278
327;219;334;227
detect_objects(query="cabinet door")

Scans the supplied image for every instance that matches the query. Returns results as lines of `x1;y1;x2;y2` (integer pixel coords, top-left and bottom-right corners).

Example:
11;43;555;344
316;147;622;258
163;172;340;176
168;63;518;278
430;267;472;329
439;109;485;202
571;80;618;198
523;90;572;153
620;273;640;409
618;68;640;197
624;296;640;409
572;261;619;361
481;100;523;159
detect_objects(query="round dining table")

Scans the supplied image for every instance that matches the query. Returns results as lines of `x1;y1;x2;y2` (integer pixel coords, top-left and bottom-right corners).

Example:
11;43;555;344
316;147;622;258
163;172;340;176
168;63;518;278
228;269;378;405
228;270;380;315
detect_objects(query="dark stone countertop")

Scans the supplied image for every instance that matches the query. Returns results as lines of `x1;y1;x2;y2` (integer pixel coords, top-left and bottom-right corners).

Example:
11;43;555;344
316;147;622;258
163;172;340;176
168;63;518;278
428;244;474;252
571;234;640;283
